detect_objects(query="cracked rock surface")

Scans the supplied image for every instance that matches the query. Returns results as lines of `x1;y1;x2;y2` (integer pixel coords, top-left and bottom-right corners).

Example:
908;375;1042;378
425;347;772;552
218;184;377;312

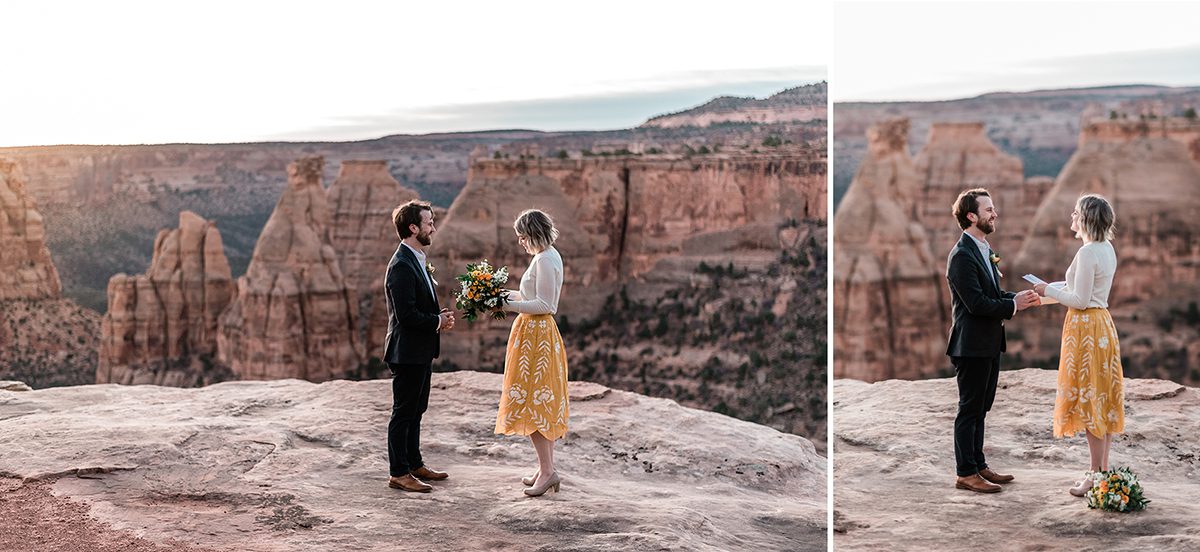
833;368;1200;551
1;371;824;551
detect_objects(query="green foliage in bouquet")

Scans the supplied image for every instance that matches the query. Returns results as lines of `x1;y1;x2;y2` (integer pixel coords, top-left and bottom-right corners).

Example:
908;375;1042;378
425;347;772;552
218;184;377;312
454;260;510;322
1086;466;1149;513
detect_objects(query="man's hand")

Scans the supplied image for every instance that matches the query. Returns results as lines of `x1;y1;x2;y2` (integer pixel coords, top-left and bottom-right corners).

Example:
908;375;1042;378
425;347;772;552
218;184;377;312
439;308;456;331
1014;289;1040;312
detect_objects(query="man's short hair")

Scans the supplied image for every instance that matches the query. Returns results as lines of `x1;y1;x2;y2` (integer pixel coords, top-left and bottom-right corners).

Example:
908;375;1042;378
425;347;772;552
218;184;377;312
393;200;433;239
951;188;991;230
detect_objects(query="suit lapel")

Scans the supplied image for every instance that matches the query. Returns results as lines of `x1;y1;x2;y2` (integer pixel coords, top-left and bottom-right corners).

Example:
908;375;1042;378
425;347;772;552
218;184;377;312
959;234;998;296
399;245;437;305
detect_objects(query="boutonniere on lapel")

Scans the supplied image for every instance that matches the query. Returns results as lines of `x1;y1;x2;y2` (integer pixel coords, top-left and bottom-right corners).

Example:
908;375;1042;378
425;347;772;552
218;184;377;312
426;261;438;287
989;251;1003;278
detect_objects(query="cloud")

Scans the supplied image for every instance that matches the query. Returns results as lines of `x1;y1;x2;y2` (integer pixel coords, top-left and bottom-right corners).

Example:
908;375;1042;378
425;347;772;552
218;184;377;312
267;67;825;141
840;44;1200;102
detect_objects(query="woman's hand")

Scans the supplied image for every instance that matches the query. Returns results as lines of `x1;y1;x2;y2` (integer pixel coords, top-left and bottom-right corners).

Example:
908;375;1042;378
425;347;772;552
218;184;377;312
1033;283;1047;297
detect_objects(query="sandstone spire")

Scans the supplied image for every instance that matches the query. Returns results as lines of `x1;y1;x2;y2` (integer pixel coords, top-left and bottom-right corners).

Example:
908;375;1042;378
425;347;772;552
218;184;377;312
326;160;420;360
913;122;1027;258
98;211;235;385
217;157;364;381
833;120;948;381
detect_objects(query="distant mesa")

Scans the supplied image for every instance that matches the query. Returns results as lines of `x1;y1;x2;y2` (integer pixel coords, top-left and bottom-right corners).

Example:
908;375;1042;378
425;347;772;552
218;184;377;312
642;82;828;128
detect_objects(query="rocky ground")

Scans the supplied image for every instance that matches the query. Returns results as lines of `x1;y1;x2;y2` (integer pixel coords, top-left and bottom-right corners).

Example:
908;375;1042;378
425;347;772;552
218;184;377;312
833;368;1200;551
0;371;825;552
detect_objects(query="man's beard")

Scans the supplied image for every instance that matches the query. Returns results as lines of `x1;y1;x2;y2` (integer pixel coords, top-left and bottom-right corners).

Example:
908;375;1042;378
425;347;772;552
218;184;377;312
978;217;995;234
416;229;432;246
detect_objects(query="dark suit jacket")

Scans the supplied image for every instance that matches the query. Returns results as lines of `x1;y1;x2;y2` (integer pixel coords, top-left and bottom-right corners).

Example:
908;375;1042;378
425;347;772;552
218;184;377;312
945;233;1016;358
382;244;441;365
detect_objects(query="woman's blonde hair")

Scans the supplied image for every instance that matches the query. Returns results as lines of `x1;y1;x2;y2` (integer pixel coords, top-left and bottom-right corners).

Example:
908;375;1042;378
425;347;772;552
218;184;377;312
1076;193;1115;242
514;209;559;251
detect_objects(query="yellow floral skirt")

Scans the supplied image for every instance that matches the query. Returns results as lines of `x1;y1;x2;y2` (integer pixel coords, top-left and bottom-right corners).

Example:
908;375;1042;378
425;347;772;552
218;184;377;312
495;313;570;440
1054;307;1124;438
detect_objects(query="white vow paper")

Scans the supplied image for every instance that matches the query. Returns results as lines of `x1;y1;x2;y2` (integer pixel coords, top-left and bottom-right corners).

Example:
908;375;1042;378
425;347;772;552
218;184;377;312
1023;274;1048;286
1022;274;1063;305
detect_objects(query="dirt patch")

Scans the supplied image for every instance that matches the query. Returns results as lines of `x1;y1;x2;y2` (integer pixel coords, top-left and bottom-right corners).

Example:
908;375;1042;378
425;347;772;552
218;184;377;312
0;477;224;552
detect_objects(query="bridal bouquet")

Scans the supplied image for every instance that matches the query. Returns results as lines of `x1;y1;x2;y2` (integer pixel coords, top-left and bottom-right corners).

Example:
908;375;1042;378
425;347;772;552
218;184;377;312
1086;467;1149;512
454;260;511;321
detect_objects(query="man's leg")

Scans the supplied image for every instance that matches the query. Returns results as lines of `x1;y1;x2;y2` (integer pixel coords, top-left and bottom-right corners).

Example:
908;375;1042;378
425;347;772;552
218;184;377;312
406;363;433;471
953;356;990;476
388;363;426;477
974;355;1001;470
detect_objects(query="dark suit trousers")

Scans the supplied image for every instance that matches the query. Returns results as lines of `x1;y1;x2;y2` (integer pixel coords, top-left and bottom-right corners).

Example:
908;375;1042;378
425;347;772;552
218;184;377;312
953;355;1000;476
388;362;432;476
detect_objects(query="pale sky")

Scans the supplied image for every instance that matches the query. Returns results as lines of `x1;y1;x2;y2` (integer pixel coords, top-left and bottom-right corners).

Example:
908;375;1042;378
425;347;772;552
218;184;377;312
835;1;1200;102
0;0;830;147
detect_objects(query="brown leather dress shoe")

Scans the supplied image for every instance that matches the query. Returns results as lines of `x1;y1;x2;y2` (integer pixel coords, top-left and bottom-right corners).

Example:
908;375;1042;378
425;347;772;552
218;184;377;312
388;474;432;493
979;468;1014;484
955;474;1002;493
410;466;449;481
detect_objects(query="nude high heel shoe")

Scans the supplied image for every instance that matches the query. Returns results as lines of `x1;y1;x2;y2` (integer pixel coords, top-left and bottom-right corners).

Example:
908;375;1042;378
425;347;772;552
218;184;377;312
522;471;539;486
1069;472;1092;497
523;472;560;496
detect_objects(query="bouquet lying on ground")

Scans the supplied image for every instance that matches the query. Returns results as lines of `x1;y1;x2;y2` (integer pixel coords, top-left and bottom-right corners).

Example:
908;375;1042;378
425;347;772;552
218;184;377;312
1086;467;1150;512
454;260;511;321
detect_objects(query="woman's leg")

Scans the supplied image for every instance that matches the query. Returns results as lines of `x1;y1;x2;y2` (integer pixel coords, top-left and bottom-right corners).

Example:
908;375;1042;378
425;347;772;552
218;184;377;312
1085;430;1104;472
1101;433;1113;471
529;431;556;483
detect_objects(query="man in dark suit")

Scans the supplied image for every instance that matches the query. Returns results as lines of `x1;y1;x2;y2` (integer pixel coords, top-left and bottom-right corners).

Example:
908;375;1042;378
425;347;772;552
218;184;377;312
946;188;1040;493
384;200;456;493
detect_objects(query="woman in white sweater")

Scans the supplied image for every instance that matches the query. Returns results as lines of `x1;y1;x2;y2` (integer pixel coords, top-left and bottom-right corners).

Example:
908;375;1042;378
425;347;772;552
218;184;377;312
493;209;569;497
1033;193;1123;497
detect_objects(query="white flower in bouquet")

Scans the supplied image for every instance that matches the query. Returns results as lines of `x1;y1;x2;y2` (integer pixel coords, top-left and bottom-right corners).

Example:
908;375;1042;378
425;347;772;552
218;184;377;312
496;267;509;284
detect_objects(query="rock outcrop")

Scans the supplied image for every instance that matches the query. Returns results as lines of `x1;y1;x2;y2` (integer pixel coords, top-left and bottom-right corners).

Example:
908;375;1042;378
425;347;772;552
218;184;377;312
326;161;420;361
217;157;363;382
833;120;948;381
0;159;99;388
1012;118;1200;382
835;121;1060;382
430;149;826;369
834;369;1200;551
97;211;235;386
0;371;826;552
0;159;62;300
